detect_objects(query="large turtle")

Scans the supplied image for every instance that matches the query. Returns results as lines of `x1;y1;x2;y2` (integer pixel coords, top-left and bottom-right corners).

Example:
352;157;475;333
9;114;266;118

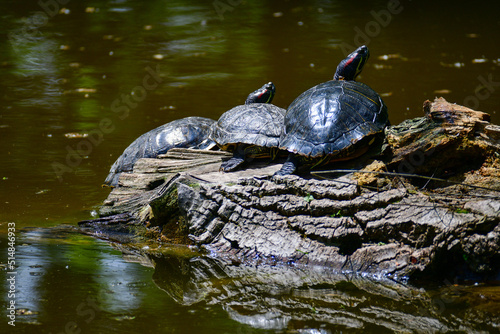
275;45;389;176
211;82;286;172
104;116;216;187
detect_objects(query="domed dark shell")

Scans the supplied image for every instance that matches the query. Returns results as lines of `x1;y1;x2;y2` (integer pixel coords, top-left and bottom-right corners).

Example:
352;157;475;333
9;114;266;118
211;103;285;150
279;80;388;158
104;116;216;186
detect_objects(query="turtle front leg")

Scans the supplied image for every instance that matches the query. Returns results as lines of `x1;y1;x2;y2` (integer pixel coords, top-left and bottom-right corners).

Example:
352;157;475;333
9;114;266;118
274;153;299;176
220;144;247;172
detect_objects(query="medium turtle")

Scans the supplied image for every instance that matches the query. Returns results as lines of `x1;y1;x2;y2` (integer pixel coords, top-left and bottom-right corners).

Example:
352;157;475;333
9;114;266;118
210;82;286;172
275;45;389;176
104;116;216;187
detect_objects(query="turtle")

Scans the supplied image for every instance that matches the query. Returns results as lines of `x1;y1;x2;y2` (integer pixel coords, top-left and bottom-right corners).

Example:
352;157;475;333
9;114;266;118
275;45;389;176
210;82;286;172
104;116;216;187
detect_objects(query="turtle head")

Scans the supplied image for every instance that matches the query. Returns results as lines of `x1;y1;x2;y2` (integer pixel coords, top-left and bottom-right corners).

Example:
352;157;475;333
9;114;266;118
334;45;370;81
245;82;275;104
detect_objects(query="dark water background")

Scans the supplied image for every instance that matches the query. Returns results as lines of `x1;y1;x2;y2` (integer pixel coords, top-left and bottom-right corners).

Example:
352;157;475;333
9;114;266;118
1;0;499;332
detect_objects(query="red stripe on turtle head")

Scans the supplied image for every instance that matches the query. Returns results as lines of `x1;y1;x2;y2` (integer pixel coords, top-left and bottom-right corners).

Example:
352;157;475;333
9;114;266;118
334;45;369;81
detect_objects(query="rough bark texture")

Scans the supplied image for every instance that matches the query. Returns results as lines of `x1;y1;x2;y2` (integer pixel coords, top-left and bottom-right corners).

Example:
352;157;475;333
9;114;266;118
79;98;500;281
175;172;500;280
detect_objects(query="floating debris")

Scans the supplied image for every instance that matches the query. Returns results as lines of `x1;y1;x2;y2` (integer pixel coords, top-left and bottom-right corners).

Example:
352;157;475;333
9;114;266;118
377;54;408;61
63;88;97;95
465;33;480;38
159;105;176;111
16;309;37;316
85;7;97;13
434;89;452;94
60;45;70;50
440;61;465;68
380;92;393;97
143;25;153;30
273;12;283;17
373;64;393;70
472;58;488;64
65;132;89;139
152;54;164;60
76;88;97;93
59;8;70;15
113;315;136;321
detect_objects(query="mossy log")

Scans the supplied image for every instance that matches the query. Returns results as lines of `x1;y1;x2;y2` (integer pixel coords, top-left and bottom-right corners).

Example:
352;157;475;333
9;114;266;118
79;98;500;281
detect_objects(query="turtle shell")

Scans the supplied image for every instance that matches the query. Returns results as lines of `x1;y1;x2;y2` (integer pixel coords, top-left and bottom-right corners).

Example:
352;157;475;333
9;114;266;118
211;103;285;150
104;116;216;186
279;80;388;158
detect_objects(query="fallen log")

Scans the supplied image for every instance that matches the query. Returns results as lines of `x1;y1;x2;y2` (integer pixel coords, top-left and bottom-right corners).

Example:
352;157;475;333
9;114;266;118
79;98;500;282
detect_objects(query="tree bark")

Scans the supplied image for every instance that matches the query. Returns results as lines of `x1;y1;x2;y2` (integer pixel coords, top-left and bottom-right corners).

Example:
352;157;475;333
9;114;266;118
79;98;500;281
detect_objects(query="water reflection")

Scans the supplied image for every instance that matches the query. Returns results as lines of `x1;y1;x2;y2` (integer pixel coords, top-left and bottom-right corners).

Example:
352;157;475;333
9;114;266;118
140;245;500;333
0;228;260;333
2;226;499;333
10;227;151;326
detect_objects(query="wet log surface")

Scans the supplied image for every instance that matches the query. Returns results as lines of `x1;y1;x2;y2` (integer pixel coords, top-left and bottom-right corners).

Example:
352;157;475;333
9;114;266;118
79;98;500;281
109;244;500;333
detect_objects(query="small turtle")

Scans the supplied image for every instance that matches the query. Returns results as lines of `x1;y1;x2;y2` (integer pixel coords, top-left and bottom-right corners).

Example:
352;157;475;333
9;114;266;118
210;82;286;172
275;45;389;176
104;116;216;187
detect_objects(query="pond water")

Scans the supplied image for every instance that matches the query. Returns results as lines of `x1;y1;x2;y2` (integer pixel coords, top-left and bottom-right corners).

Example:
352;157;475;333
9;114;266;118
1;0;499;332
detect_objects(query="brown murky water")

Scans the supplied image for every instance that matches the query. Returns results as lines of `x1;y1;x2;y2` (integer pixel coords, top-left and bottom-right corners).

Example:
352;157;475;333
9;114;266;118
1;0;499;332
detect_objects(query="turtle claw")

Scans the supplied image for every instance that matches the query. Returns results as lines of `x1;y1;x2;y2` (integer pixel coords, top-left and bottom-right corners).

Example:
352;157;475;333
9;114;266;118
220;157;245;172
274;161;296;176
274;154;299;176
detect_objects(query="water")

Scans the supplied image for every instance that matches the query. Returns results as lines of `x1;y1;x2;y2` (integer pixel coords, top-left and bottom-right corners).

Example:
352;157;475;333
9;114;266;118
2;227;499;333
1;0;499;332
